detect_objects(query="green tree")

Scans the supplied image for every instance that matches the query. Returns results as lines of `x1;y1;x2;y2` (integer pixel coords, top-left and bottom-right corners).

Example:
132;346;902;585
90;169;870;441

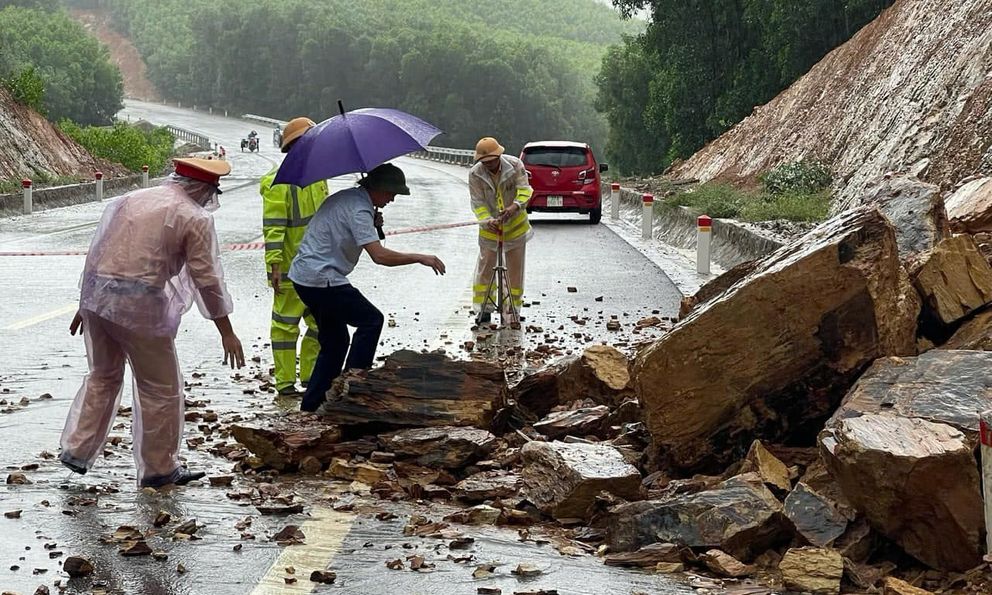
2;65;45;111
0;6;123;123
599;0;895;174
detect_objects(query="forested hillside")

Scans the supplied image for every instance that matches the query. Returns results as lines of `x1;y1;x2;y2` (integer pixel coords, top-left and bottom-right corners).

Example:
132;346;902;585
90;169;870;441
597;0;896;174
78;0;639;155
0;2;122;124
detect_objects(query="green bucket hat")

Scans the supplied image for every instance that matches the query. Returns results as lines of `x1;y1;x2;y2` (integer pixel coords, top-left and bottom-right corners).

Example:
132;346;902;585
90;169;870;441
359;163;410;195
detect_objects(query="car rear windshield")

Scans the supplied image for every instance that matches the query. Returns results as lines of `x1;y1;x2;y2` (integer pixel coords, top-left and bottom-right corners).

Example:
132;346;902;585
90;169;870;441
522;146;589;168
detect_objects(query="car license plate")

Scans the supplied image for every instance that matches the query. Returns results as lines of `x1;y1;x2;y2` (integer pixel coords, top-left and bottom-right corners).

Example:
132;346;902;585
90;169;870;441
547;195;563;207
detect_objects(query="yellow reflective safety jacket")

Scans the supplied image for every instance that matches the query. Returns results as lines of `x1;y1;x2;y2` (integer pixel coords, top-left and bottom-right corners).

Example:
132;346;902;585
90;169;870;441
468;154;533;250
260;167;328;277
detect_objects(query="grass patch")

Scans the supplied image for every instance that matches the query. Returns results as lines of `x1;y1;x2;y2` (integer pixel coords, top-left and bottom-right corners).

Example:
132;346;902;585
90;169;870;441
0;173;86;194
659;183;831;222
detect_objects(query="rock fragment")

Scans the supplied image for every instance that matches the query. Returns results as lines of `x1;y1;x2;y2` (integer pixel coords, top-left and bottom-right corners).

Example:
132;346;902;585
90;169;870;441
521;441;640;520
603;543;682;568
778;547;843;595
63;556;94;577
385;426;497;469
909;234;992;325
310;570;336;584
701;549;752;577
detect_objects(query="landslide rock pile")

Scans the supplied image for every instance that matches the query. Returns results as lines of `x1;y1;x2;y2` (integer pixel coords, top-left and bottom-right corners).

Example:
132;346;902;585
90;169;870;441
231;179;992;593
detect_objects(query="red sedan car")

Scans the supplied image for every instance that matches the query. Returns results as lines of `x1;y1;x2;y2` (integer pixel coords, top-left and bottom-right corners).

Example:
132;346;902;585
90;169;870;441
520;141;608;224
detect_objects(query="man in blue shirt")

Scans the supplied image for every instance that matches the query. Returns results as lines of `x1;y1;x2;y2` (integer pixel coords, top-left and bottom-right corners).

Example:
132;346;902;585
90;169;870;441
290;163;445;412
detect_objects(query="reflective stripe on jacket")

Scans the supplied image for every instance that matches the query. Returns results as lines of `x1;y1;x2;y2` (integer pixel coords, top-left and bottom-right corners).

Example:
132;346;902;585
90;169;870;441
469;154;533;249
260;167;328;273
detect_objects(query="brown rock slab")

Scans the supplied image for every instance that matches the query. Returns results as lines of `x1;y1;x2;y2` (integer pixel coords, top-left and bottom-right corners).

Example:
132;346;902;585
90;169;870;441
738;440;791;493
883;577;936;595
6;473;30;485
603;543;682;568
783;482;850;547
633;208;919;472
443;505;501;526
453;471;520;503
607;473;788;561
521;441;640;520
832;350;992;443
309;569;336;584
655;562;685;573
556;345;632;407
231;415;342;470
779;547;843;595
942;310;992;350
820;413;982;571
679;259;762;320
385;426;496;469
63;556;94;577
317;350;507;429
326;459;389;485
946;177;992;234
533;406;610;440
701;549;753;578
909;234;992;325
858;174;950;260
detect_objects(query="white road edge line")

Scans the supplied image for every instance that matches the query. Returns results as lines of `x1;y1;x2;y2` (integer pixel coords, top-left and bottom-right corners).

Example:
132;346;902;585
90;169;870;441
4;303;77;331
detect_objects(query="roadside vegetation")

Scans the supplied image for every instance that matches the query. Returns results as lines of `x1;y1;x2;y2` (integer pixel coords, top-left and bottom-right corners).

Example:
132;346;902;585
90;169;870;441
81;0;641;157
597;0;895;175
659;160;833;222
60;120;175;174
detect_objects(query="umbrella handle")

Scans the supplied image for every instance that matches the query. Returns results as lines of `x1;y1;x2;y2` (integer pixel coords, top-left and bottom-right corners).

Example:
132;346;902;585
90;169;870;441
376;225;386;241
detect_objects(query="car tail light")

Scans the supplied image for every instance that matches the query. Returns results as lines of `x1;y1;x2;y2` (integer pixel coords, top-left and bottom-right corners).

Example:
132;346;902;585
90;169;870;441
577;169;597;183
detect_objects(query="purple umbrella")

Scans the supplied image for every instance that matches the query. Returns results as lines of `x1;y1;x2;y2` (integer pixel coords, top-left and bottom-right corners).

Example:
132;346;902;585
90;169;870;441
273;102;443;188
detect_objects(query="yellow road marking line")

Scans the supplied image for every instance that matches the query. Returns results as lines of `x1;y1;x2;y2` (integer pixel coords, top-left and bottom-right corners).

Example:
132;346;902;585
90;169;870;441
4;303;77;331
250;507;355;594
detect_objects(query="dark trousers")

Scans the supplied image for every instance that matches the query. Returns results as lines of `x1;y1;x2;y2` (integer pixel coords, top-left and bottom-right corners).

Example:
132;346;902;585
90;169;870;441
294;283;384;412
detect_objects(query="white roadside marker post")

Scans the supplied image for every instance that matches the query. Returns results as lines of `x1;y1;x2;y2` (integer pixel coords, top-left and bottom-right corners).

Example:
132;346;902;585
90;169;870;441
611;182;620;220
21;178;32;215
141;165;149;188
95;171;104;202
697;214;712;275
641;193;654;240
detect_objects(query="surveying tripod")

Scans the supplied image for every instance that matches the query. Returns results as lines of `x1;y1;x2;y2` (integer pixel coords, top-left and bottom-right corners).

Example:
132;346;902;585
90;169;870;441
475;220;519;326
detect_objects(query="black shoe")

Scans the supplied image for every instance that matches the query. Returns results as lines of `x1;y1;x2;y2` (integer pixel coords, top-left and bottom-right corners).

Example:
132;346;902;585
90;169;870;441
140;467;205;488
59;452;88;475
277;385;300;396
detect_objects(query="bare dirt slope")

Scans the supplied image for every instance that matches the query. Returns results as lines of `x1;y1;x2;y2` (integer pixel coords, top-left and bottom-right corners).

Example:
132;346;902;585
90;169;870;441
70;8;160;102
668;0;992;211
0;86;125;180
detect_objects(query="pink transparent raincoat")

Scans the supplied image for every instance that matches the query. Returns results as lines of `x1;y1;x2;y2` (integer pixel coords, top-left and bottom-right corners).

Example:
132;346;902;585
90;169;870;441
60;178;233;485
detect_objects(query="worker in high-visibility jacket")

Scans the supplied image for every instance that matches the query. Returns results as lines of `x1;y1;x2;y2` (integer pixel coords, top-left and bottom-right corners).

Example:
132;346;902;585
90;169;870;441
468;137;533;324
260;117;329;395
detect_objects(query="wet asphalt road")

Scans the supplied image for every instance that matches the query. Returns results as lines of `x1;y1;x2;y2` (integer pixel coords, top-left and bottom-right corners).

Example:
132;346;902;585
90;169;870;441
0;101;690;594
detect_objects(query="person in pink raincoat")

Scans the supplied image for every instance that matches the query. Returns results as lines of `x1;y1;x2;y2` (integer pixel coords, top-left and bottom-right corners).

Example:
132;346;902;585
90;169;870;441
59;157;245;488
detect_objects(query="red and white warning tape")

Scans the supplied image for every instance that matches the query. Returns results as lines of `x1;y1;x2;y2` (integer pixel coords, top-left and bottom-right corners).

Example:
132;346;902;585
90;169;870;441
0;220;479;257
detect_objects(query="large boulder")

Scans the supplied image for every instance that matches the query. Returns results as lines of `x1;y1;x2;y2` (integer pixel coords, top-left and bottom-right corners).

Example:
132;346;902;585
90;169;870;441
832;350;992;441
520;441;640;520
858;174;950;260
946;177;992;234
909;234;992;326
316;350;507;430
820;414;982;571
633;208;920;472
821;350;991;571
607;473;789;561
